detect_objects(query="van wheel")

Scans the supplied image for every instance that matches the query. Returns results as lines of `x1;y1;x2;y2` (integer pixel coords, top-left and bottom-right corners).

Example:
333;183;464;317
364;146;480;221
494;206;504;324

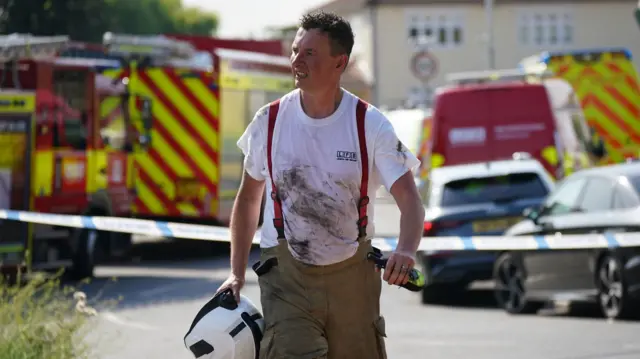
68;228;98;281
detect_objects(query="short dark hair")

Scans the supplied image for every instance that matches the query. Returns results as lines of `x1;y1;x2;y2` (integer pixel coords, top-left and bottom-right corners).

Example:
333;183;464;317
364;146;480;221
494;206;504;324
300;11;354;59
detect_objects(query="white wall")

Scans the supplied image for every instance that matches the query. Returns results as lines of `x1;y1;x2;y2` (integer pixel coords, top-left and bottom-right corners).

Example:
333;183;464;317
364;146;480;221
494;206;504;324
359;1;640;107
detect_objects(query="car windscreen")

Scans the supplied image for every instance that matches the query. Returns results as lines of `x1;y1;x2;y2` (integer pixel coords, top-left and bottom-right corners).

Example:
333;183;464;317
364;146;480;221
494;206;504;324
441;172;549;207
627;175;640;194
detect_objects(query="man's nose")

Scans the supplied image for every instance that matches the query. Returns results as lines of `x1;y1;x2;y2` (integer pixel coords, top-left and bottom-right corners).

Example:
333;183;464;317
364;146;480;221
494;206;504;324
291;52;304;64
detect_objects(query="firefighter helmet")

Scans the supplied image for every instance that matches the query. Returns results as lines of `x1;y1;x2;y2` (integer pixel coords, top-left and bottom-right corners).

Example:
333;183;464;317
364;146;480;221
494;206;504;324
184;288;265;359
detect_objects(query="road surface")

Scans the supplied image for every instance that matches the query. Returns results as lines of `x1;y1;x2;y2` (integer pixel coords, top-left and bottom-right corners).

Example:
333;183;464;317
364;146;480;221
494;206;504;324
77;242;640;359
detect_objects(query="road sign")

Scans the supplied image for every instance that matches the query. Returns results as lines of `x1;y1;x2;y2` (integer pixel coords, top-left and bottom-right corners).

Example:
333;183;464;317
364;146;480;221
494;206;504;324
410;51;438;82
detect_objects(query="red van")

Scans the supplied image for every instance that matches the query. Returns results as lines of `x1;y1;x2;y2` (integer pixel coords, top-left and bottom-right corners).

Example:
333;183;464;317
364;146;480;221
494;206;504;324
428;81;579;178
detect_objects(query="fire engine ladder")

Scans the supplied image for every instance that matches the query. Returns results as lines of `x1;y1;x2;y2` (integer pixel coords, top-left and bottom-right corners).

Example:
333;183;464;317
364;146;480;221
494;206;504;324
102;32;198;67
0;33;70;89
445;68;555;86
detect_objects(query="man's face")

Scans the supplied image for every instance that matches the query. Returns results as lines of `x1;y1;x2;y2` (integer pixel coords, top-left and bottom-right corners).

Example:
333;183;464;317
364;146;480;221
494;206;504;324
290;28;345;92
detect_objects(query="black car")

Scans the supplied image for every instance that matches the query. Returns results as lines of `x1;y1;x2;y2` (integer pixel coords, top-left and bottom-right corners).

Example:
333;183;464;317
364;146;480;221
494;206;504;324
418;158;554;304
495;161;640;320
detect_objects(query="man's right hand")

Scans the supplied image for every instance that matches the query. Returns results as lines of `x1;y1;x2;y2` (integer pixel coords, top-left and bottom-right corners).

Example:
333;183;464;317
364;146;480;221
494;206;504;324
216;274;245;303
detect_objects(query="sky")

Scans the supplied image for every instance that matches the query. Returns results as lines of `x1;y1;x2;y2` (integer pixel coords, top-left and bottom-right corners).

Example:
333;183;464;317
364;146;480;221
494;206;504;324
183;0;331;39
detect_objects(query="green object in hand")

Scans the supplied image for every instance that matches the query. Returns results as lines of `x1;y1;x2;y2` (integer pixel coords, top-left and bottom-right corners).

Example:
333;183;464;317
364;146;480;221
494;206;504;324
367;250;426;292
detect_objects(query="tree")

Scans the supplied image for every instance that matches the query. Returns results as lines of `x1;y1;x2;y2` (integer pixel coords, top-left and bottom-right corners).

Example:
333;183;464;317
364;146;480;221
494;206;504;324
0;0;218;43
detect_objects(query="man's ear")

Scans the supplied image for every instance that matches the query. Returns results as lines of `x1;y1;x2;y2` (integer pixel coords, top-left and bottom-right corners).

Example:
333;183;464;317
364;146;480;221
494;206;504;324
337;55;349;71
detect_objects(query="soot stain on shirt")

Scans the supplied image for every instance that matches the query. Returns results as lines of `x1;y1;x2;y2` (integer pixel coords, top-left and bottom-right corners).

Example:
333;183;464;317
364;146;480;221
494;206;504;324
275;165;355;262
396;140;407;164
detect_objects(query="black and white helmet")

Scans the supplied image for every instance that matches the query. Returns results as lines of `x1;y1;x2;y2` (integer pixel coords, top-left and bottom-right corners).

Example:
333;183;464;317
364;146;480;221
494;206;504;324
184;288;265;359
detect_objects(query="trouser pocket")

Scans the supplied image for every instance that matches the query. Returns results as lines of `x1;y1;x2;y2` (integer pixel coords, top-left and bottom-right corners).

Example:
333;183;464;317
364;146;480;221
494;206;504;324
259;325;276;359
373;315;388;359
252;256;278;277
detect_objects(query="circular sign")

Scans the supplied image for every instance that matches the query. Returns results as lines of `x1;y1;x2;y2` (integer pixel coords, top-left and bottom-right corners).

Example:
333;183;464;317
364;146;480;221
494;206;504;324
410;51;438;82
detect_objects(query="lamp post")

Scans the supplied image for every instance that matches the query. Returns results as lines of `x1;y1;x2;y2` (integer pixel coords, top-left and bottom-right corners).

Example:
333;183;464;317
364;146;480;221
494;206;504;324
635;0;640;31
485;0;495;69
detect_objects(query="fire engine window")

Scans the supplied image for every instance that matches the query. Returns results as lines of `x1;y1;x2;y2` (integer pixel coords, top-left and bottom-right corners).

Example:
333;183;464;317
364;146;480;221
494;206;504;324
53;70;87;111
99;96;128;151
55;117;87;150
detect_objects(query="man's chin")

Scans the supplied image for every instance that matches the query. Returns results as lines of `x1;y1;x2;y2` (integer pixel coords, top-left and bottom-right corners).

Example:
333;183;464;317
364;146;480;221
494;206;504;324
294;78;309;89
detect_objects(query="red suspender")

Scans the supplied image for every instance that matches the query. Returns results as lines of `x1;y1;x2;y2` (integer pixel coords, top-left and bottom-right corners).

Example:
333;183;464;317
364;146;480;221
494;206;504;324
355;99;370;238
266;99;285;239
266;98;370;240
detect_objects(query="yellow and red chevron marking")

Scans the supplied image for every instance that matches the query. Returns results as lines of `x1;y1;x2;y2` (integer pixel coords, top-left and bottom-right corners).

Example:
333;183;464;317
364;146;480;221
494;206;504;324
547;52;640;164
104;67;220;219
99;70;130;143
100;96;124;132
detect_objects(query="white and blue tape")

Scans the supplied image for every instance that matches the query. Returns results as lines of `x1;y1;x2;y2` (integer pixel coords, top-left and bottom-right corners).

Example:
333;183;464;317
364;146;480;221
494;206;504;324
1;209;639;253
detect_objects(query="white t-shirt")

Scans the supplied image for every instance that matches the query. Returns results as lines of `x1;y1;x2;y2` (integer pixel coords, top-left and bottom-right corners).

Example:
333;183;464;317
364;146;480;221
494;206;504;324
237;88;420;265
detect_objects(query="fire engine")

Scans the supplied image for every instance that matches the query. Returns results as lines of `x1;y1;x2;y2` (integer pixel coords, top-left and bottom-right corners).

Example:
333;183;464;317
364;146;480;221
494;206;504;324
0;34;150;280
88;32;294;226
417;68;594;182
519;48;640;165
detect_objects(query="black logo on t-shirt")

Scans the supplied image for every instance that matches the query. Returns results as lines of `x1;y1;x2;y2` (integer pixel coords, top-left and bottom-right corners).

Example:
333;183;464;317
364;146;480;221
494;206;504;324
336;150;357;162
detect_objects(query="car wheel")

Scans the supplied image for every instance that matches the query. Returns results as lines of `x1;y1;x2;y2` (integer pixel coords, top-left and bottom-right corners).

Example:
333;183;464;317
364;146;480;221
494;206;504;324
596;254;639;320
493;252;542;315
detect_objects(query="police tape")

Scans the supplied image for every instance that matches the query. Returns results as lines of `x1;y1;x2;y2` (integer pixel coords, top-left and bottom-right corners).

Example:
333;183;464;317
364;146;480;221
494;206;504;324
1;209;639;253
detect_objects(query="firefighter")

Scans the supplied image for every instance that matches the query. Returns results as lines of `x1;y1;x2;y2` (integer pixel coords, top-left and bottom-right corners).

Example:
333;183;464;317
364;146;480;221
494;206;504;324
215;11;424;359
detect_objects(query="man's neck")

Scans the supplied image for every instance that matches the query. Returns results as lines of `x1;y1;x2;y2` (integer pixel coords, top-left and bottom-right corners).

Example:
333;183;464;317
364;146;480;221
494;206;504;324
300;86;343;119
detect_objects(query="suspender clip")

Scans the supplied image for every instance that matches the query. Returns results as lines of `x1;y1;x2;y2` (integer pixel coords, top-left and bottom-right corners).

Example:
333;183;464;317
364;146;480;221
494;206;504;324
273;218;286;239
357;216;368;237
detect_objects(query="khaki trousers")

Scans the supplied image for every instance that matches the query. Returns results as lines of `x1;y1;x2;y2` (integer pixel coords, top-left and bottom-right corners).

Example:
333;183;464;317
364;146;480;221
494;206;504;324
252;237;387;359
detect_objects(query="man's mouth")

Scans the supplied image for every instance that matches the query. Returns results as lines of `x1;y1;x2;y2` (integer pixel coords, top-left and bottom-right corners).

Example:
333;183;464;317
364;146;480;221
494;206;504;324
294;70;308;79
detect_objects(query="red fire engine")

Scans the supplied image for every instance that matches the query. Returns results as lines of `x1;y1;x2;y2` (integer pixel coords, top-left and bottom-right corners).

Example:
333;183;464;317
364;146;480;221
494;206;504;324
0;34;151;280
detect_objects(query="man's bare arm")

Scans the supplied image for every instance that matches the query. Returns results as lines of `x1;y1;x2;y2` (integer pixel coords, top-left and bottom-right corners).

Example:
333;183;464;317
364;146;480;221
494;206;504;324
229;171;266;279
389;171;425;256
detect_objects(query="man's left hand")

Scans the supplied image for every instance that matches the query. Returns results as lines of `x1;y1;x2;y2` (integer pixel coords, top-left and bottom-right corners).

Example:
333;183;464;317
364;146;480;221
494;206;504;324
382;251;416;286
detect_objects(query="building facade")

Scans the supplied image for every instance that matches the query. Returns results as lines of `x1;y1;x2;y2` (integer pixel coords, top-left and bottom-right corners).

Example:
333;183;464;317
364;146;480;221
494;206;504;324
310;0;640;108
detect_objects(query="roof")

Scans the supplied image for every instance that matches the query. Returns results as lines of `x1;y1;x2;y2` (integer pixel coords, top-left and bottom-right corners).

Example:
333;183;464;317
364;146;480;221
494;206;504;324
430;158;548;184
215;48;291;67
164;34;285;56
437;81;545;96
309;0;636;16
571;161;640;179
54;57;121;69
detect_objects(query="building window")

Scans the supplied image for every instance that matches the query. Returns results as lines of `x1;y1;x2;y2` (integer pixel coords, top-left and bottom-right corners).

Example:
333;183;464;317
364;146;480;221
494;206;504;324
406;11;464;49
518;10;573;47
563;14;573;43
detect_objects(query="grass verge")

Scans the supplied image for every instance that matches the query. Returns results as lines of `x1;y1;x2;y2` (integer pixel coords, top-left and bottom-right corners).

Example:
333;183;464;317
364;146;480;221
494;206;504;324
0;270;111;359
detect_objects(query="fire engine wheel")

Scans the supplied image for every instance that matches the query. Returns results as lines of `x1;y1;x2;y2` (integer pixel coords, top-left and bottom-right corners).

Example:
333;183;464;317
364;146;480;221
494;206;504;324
68;228;98;281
